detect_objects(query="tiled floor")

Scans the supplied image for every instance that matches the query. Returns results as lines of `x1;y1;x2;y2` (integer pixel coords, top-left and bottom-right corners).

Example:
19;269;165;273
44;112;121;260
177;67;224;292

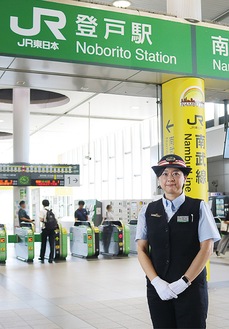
0;247;228;329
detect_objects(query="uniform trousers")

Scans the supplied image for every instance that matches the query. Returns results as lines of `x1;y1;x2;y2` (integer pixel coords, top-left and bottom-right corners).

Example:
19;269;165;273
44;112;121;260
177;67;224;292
147;281;208;329
40;228;55;261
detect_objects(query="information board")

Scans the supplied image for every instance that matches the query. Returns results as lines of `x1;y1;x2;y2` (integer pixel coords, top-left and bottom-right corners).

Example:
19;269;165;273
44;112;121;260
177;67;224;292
0;163;80;187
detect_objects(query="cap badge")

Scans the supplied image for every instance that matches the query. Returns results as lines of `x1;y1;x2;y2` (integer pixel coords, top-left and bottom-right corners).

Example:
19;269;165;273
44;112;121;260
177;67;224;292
165;156;176;163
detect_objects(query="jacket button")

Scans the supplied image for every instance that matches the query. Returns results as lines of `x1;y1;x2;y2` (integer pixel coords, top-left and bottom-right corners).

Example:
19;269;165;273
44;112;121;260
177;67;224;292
165;228;168;232
166;260;169;264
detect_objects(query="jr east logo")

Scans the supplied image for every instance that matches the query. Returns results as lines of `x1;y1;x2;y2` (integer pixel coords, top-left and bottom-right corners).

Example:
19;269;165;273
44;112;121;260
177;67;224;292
10;7;66;50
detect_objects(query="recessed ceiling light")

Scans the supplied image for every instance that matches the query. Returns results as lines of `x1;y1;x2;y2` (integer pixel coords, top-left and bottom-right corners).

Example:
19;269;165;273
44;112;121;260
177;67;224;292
81;86;89;91
16;81;25;85
113;1;131;8
0;120;4;123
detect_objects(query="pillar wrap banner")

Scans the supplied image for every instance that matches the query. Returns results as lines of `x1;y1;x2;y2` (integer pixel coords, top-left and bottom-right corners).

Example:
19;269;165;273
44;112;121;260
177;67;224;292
162;77;208;202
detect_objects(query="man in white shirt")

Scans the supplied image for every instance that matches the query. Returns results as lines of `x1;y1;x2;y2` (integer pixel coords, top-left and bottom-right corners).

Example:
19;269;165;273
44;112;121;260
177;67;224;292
39;199;56;264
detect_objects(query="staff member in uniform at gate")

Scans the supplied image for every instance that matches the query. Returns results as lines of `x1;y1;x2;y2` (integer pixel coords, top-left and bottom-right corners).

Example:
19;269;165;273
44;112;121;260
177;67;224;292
18;201;34;226
74;200;88;224
136;154;220;329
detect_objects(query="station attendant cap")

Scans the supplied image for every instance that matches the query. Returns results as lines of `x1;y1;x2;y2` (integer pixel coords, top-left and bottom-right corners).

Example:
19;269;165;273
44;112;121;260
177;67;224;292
152;154;192;177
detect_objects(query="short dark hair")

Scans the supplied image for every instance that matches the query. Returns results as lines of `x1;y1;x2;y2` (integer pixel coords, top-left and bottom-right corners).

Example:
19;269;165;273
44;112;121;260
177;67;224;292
19;200;25;206
78;200;85;206
106;205;112;211
42;199;50;207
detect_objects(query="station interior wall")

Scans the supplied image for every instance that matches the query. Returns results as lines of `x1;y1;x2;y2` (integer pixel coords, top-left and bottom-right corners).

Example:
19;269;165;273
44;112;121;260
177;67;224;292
0;100;227;232
58;116;159;201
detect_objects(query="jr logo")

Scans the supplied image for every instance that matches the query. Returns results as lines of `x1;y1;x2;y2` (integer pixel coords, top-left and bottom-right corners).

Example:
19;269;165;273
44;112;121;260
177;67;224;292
10;7;66;40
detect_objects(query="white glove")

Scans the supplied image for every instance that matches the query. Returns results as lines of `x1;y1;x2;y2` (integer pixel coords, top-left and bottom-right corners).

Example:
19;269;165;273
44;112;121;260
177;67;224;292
151;276;178;301
169;278;189;295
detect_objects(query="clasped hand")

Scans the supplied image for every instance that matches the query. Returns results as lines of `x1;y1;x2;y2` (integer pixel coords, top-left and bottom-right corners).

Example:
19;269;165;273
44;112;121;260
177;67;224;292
151;277;189;301
151;276;177;301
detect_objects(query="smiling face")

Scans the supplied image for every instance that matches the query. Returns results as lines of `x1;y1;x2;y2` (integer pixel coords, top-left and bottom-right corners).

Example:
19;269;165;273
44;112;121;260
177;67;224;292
158;167;187;200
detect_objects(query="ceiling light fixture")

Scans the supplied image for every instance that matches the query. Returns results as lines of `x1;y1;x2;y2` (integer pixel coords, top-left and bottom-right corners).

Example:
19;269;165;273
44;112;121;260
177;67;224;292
113;1;131;8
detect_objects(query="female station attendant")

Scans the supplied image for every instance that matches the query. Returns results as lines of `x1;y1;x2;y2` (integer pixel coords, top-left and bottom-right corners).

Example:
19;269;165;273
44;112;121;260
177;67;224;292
136;154;220;329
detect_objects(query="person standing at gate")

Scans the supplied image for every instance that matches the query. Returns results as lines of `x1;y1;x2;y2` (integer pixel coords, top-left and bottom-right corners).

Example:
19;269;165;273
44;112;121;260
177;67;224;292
18;201;34;226
74;200;88;224
39;199;57;264
136;154;220;329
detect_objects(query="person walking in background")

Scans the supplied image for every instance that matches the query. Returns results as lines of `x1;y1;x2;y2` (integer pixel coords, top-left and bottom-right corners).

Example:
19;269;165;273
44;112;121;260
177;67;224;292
216;212;229;256
136;154;220;329
39;199;57;264
74;200;88;224
18;200;34;226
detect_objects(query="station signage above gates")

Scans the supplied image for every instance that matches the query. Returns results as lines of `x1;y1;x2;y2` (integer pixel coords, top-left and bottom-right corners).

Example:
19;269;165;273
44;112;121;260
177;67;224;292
0;0;193;74
0;163;80;187
0;0;229;80
196;26;229;79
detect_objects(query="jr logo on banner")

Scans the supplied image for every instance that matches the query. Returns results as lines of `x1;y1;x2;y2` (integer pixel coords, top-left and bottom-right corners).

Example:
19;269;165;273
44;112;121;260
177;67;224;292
10;7;66;40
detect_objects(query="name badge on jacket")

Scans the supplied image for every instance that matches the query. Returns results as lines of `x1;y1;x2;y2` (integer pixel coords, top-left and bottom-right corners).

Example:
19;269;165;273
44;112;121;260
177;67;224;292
177;216;189;223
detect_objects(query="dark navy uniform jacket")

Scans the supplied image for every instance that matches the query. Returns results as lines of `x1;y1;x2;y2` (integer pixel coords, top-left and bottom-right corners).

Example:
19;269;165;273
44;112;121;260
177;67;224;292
145;196;206;284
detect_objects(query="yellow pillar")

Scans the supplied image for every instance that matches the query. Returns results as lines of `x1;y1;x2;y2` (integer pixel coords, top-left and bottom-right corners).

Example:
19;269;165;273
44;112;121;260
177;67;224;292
162;77;210;279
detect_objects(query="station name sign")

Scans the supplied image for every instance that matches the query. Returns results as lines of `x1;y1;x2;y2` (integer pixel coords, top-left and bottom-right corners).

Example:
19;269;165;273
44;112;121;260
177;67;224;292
0;0;192;74
0;0;229;79
0;163;80;187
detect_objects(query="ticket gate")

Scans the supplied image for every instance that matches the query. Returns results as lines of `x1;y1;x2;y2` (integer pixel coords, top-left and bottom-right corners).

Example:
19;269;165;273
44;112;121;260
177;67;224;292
0;224;7;263
44;224;68;260
14;222;35;262
128;219;138;254
99;220;130;256
70;221;99;258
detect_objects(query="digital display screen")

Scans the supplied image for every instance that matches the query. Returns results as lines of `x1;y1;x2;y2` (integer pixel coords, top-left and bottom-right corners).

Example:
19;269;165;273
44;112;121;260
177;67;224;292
0;164;80;187
0;179;16;186
31;179;63;186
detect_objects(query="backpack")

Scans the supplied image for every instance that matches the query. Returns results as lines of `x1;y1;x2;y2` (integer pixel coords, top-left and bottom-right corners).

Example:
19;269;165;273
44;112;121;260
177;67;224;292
45;209;57;230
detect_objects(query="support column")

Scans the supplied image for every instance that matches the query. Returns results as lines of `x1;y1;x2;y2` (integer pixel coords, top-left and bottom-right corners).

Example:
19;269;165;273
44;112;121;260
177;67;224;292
162;78;207;200
162;78;210;280
13;88;30;230
167;0;202;22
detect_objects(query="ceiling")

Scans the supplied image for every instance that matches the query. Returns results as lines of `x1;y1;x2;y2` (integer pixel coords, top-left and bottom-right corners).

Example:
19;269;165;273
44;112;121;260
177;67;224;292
77;0;229;25
0;0;229;163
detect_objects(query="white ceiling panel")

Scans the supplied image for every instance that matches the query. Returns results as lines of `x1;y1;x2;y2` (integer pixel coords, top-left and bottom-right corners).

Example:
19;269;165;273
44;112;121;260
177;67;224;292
77;0;229;24
70;93;157;119
0;71;122;92
0;57;14;69
9;58;139;81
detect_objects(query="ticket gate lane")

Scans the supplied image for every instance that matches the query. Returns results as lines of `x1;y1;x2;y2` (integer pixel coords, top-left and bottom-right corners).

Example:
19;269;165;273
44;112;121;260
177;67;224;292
70;221;99;258
128;220;138;254
0;224;7;263
99;221;130;256
11;222;35;262
44;224;68;260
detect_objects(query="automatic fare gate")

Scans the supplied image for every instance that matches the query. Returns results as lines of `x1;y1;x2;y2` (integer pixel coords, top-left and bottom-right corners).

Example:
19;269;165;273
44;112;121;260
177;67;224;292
70;221;99;258
0;224;7;263
128;220;138;254
99;220;130;256
44;224;68;260
8;222;35;262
